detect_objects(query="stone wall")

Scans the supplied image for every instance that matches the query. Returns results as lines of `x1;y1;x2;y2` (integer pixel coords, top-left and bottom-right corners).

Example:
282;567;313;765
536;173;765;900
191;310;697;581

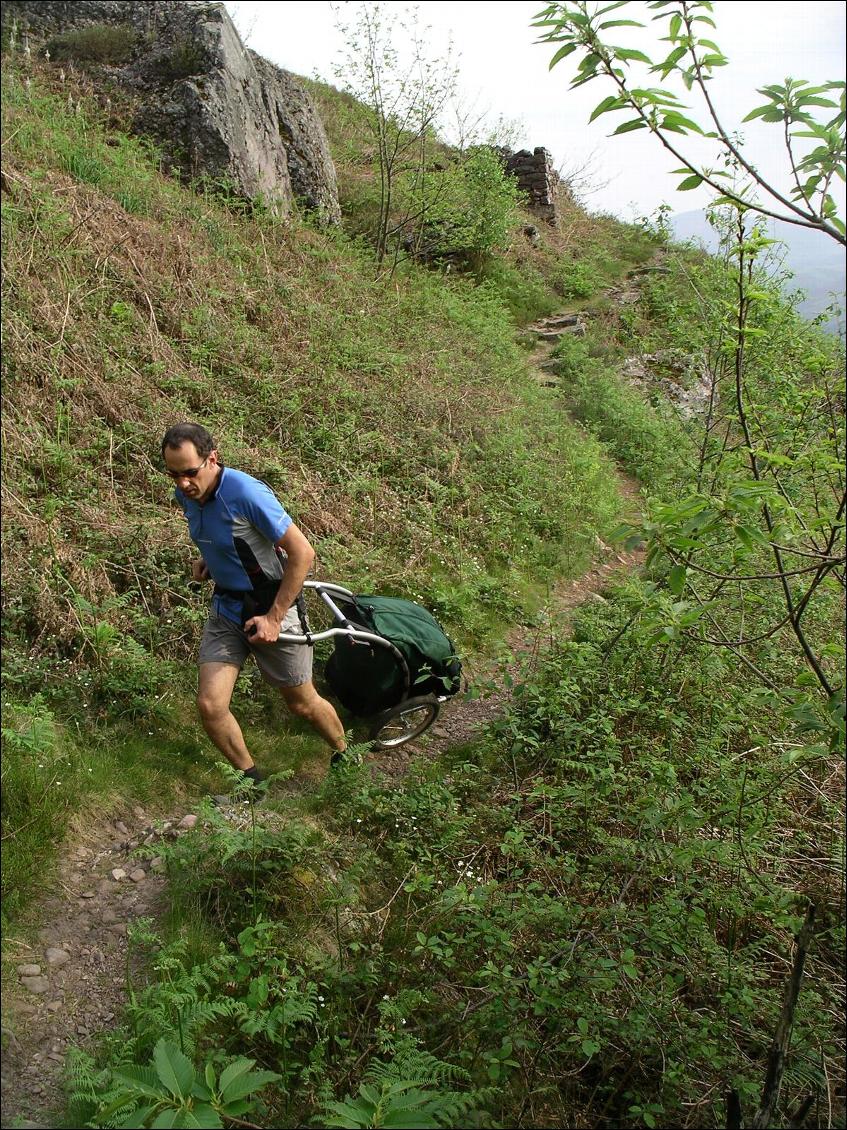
1;0;340;223
501;147;560;226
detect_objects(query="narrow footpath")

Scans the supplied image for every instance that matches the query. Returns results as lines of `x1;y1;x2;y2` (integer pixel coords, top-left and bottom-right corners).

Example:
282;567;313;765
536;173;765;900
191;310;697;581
1;289;646;1129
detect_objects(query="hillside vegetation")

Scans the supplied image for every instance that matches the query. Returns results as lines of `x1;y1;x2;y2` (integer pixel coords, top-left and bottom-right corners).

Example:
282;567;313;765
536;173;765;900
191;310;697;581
2;51;844;1130
1;64;651;916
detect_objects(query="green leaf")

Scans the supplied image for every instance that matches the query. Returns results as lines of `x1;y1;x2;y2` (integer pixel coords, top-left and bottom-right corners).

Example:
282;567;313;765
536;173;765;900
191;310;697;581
676;173;703;190
548;42;578;69
218;1058;254;1097
613;118;648;134
220;1100;252;1117
595;0;630;14
661;112;704;133
117;1106;159;1129
153;1041;195;1100
221;1069;281;1104
667;565;687;595
656;44;687;72
795;95;838;109
589;94;623;122
578;51;603;73
112;1066;166;1101
577;1015;590;1034
599;19;644;29
614;47;653;64
150;1110;179;1129
181;1106;223;1129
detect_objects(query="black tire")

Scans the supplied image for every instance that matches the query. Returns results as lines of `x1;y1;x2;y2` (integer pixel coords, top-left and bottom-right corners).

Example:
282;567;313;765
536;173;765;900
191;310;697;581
369;696;440;750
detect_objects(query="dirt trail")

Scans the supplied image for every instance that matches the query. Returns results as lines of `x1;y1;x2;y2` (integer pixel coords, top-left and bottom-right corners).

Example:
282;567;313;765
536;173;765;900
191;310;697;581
0;300;644;1129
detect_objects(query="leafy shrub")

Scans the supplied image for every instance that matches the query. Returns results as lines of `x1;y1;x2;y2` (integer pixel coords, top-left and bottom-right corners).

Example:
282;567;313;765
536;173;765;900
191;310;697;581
69;1037;280;1128
552;256;604;298
407;147;524;268
47;25;139;65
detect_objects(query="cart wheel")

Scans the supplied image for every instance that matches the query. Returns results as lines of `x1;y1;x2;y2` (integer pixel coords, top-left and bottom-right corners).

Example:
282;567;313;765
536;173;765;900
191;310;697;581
369;696;441;750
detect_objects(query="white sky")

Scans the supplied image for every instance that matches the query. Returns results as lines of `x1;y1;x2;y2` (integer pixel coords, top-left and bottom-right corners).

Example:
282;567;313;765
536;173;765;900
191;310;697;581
225;1;846;220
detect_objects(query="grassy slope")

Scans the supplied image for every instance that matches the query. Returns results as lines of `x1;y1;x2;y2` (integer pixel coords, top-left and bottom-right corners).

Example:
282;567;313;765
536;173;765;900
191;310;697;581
0;64;656;919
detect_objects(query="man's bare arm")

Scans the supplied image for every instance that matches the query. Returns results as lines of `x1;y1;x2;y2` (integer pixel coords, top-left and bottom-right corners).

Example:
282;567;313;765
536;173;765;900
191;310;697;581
243;523;315;643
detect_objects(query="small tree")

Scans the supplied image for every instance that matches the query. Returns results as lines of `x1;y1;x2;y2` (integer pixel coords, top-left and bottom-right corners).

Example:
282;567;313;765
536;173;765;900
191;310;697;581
532;0;845;243
332;2;459;271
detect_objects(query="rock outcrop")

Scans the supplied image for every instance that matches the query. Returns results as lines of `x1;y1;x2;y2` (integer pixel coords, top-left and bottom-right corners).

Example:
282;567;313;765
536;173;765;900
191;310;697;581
1;0;340;222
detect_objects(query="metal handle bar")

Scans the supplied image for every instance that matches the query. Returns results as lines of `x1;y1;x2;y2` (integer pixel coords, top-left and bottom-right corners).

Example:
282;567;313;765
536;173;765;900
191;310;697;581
272;580;411;695
275;625;392;648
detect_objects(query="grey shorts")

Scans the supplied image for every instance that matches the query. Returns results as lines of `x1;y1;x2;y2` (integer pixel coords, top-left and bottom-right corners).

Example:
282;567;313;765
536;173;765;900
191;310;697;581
198;606;313;688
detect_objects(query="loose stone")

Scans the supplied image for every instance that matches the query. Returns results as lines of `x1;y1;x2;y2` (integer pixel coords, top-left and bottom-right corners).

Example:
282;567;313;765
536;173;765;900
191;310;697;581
17;964;41;978
177;814;198;830
111;868;127;881
20;977;50;995
45;948;70;967
129;869;147;883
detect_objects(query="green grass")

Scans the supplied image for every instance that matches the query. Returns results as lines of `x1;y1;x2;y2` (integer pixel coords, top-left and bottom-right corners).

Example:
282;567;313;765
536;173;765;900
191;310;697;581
549;332;696;492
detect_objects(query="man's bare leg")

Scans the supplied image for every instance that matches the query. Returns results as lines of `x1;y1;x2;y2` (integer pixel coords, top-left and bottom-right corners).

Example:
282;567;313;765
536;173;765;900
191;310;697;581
197;662;255;771
279;681;347;752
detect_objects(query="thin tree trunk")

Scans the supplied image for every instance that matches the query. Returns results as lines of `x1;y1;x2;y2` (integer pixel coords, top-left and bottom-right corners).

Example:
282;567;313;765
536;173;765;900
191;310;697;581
750;903;817;1129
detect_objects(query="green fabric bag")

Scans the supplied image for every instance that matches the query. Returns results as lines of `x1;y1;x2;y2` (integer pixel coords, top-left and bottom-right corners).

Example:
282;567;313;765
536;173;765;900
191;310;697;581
325;594;461;716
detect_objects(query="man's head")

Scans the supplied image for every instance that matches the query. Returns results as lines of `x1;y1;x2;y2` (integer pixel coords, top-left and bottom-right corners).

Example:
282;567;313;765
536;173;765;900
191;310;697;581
161;422;221;502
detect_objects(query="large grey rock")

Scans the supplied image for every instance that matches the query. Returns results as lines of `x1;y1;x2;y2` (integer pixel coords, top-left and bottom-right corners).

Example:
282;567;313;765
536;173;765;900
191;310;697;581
1;0;340;223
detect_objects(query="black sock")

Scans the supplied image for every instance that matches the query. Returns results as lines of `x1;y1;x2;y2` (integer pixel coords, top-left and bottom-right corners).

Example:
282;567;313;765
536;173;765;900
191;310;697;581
242;766;264;784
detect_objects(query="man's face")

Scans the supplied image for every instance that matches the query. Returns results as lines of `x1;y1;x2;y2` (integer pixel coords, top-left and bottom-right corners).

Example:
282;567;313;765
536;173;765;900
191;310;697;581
163;442;220;503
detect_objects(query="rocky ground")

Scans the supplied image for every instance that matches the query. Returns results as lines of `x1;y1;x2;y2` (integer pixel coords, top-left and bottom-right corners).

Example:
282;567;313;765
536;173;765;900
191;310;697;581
0;305;645;1129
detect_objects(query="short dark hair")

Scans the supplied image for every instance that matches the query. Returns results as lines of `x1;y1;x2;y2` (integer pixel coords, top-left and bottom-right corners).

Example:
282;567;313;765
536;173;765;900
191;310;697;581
161;422;215;460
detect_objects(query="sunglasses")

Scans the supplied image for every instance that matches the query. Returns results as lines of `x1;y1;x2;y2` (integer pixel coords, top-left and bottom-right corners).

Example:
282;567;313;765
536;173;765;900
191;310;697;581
164;457;209;480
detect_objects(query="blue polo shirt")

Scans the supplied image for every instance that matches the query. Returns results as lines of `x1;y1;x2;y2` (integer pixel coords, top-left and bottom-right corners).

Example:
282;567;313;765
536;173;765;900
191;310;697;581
175;466;292;624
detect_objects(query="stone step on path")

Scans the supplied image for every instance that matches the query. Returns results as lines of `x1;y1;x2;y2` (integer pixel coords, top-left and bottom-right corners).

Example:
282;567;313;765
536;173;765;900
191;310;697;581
528;310;587;342
535;325;586;340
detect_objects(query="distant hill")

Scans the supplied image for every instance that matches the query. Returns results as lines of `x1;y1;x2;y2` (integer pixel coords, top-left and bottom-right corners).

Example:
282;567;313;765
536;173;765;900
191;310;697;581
671;208;845;333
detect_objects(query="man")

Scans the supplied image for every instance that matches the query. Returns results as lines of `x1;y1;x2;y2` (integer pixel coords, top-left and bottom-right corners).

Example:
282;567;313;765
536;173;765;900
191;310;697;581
162;422;346;790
